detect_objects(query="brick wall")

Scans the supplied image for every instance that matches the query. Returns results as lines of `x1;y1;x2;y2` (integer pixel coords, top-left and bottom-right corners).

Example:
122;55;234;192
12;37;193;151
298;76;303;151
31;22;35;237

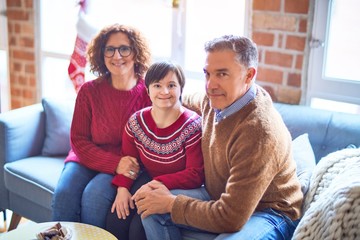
252;0;310;104
5;0;311;109
6;0;37;109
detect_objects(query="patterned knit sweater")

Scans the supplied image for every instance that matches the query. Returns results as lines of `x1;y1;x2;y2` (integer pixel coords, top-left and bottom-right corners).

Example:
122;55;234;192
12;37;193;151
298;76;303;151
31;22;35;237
65;78;152;174
112;107;205;190
172;85;303;233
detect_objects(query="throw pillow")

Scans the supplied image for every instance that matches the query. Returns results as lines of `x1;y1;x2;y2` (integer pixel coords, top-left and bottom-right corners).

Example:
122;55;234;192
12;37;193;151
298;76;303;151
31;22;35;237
42;98;75;156
292;133;316;195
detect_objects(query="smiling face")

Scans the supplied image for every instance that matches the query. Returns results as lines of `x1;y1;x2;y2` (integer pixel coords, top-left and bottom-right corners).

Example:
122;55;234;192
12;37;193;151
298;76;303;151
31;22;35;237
148;71;182;110
104;32;135;77
203;50;255;110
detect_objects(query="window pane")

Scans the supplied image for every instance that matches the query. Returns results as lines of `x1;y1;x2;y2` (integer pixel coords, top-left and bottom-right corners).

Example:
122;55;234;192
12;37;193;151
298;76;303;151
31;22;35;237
40;0;78;54
41;57;76;99
0;50;8;112
86;0;172;59
184;0;246;74
324;0;360;81
1;0;9;112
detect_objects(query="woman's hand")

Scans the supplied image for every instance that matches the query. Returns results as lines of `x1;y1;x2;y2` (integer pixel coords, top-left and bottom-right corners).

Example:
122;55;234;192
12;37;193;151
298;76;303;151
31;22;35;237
116;156;139;179
111;187;134;219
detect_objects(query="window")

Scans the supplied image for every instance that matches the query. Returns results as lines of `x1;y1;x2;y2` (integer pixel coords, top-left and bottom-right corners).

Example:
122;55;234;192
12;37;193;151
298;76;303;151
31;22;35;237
39;0;247;98
307;0;360;114
0;0;9;112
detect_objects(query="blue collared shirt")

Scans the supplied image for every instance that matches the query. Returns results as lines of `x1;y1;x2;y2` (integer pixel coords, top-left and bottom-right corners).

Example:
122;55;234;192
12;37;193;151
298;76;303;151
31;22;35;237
214;84;257;122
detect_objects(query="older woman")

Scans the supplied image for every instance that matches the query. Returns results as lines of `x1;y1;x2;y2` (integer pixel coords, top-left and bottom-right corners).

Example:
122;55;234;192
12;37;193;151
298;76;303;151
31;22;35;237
51;24;152;228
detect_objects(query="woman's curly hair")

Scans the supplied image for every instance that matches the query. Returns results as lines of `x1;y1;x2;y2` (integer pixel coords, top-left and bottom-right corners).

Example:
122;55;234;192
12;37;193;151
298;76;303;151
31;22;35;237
87;24;151;78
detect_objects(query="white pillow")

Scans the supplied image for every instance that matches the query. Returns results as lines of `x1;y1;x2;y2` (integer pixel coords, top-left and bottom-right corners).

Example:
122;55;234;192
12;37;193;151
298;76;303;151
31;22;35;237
292;133;316;195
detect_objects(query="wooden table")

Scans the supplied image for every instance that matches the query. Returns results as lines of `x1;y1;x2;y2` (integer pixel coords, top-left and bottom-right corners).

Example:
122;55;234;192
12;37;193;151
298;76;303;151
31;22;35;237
0;221;117;240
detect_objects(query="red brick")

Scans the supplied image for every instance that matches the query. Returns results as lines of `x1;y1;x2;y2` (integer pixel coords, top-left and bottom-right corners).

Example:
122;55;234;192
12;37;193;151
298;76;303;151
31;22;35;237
6;0;22;7
13;49;34;61
256;67;283;84
22;23;34;35
253;13;297;31
299;19;307;33
25;64;35;74
10;87;21;96
19;37;34;48
265;51;293;68
9;36;16;45
286;35;306;51
29;76;36;86
13;62;22;71
7;9;29;21
23;89;34;99
11;100;22;110
25;0;33;8
253;0;281;11
295;55;303;70
19;75;27;85
253;32;274;46
285;0;309;14
288;72;301;87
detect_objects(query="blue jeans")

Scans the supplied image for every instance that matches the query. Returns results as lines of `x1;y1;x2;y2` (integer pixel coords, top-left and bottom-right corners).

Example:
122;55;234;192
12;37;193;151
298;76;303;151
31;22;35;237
214;209;299;240
142;187;299;240
141;187;211;240
52;162;116;228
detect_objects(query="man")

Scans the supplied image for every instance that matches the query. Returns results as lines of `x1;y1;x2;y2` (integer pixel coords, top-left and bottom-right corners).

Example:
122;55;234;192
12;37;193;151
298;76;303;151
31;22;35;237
132;35;303;240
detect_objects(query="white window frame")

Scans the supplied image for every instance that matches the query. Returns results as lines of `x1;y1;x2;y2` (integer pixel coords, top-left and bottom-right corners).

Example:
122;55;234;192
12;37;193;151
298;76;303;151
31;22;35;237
0;0;9;112
307;0;360;107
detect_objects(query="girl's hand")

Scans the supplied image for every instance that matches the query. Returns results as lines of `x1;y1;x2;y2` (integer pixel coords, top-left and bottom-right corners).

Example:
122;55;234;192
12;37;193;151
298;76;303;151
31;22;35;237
111;187;134;219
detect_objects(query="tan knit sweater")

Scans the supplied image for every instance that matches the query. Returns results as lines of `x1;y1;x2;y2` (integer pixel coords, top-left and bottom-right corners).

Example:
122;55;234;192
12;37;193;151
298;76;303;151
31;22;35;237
173;85;303;233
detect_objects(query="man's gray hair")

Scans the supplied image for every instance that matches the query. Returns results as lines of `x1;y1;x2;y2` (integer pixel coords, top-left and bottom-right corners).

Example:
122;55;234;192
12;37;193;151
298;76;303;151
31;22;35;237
204;35;258;69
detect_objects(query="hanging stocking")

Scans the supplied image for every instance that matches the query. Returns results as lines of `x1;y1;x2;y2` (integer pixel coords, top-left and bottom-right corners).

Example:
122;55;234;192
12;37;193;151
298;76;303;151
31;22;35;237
68;0;97;93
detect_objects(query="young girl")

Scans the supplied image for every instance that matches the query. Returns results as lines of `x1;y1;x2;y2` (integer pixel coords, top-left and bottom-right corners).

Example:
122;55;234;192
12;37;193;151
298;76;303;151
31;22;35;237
106;61;204;240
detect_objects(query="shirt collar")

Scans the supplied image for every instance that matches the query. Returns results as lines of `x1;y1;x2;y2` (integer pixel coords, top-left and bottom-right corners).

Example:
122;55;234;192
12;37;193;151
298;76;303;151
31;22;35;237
214;84;257;122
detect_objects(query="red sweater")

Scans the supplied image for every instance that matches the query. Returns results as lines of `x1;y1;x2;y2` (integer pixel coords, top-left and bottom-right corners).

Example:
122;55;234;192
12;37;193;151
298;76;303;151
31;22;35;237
65;78;152;174
112;107;205;190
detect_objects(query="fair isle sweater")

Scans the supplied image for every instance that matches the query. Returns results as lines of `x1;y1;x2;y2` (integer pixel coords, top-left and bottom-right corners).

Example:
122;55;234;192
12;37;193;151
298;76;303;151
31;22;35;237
173;85;303;233
65;78;152;174
112;107;205;190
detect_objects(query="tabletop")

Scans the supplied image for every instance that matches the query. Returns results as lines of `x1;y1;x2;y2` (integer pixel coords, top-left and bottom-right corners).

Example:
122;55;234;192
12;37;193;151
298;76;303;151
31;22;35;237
0;221;117;240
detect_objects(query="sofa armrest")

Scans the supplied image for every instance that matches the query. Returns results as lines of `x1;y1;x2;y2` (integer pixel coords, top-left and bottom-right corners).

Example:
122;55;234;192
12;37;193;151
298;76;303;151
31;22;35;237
0;103;45;164
0;103;45;210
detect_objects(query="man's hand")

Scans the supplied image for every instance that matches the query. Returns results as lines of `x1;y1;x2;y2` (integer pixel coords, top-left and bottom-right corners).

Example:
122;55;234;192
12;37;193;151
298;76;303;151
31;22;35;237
132;181;176;218
116;156;139;179
111;187;134;219
133;180;156;196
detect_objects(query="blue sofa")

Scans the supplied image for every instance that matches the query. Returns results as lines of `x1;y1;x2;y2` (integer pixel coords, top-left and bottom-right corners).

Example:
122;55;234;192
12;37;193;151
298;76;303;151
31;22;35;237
1;98;360;239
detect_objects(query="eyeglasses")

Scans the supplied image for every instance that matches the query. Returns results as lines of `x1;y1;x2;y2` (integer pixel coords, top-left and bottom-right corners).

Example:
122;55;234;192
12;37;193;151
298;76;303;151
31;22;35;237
103;45;132;58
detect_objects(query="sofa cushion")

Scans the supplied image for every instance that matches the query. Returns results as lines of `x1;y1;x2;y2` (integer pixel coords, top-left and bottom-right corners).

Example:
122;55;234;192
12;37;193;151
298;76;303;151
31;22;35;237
292;148;360;240
4;156;65;209
292;133;316;195
42;98;75;156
